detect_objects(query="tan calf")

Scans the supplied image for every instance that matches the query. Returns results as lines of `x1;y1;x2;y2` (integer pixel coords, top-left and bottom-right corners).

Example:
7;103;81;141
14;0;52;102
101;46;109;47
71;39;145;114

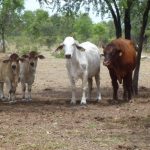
0;53;22;102
19;51;45;101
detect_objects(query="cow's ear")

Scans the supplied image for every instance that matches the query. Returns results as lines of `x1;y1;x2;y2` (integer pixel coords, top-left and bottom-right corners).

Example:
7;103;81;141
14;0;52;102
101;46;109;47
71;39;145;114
119;52;123;56
102;44;106;49
118;49;123;56
3;59;10;63
38;55;45;59
19;58;25;62
75;44;85;51
55;43;64;51
100;53;104;57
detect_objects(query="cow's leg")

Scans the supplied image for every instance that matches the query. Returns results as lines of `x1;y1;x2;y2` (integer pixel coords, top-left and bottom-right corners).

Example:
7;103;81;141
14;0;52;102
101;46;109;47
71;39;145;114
95;74;102;102
109;69;118;100
69;78;76;104
0;82;5;100
6;80;15;102
81;72;88;105
87;77;92;101
126;73;132;101
123;78;127;100
27;84;32;101
21;82;26;100
11;84;16;102
130;73;134;96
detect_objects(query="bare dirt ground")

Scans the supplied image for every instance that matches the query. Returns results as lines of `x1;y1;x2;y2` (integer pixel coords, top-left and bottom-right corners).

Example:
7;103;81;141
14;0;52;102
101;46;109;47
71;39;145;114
0;51;150;150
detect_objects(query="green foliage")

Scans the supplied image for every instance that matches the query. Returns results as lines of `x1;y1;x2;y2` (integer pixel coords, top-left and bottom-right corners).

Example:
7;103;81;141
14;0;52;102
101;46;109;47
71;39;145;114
6;9;116;54
0;0;24;33
73;13;93;41
19;46;30;55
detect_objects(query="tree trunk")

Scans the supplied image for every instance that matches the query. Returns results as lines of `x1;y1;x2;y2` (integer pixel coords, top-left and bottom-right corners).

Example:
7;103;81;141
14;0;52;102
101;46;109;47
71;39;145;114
133;0;150;94
1;25;5;53
105;0;122;38
124;0;132;39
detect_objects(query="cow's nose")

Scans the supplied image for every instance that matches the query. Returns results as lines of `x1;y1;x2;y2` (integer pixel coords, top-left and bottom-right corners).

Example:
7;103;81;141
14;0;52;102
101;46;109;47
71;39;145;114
103;61;111;66
12;65;16;70
65;55;71;59
30;62;34;66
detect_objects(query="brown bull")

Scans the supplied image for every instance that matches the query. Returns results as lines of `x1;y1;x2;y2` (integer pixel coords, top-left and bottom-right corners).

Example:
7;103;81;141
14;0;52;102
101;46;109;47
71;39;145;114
103;38;136;101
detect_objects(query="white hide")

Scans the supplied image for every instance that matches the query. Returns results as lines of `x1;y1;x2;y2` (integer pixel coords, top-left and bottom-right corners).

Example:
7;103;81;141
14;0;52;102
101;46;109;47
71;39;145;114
61;37;102;104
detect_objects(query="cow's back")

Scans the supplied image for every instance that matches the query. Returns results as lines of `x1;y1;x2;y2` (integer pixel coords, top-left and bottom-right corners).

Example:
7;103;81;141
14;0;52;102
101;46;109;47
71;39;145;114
111;38;136;71
80;42;100;77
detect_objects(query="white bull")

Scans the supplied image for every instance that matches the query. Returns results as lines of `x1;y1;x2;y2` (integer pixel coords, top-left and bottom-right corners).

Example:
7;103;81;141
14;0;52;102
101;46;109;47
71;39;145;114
56;36;102;105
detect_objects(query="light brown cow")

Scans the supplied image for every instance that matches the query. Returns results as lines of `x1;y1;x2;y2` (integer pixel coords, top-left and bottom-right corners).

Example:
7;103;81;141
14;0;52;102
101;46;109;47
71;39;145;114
19;51;45;101
0;53;22;102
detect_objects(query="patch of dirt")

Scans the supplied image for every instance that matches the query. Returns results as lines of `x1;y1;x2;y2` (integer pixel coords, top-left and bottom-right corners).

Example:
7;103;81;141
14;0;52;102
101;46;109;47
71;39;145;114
0;52;150;150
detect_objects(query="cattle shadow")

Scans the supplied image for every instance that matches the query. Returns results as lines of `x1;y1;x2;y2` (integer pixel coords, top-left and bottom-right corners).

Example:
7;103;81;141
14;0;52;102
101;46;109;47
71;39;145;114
0;86;150;113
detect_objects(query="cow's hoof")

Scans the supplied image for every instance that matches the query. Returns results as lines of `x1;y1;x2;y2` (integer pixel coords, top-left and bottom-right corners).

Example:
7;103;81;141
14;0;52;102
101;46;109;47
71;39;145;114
129;98;135;103
80;100;87;105
1;97;7;101
70;101;76;105
70;98;76;105
28;98;32;101
9;100;17;104
97;96;102;102
22;98;27;101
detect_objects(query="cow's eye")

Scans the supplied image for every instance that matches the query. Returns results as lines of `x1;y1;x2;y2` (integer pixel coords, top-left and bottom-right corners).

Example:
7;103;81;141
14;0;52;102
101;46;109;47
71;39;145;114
111;51;116;56
110;52;113;56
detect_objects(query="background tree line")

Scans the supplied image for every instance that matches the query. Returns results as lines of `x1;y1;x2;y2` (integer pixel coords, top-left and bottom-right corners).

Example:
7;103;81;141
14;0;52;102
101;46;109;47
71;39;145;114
6;9;116;48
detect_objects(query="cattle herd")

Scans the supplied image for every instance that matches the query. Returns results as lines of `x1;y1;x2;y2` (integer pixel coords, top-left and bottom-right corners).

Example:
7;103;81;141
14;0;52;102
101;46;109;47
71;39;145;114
0;36;137;104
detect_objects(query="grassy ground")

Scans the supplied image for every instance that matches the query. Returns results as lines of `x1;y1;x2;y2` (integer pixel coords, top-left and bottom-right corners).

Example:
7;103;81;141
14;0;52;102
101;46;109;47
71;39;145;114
0;51;150;150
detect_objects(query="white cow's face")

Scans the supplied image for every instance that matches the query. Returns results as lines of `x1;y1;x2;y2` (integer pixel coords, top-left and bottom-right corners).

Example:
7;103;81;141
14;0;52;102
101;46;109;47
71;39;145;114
55;37;85;59
63;37;76;59
63;43;75;59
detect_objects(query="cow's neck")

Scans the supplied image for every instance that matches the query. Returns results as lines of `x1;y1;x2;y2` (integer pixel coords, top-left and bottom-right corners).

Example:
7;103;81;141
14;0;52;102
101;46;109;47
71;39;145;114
72;48;81;64
29;66;36;74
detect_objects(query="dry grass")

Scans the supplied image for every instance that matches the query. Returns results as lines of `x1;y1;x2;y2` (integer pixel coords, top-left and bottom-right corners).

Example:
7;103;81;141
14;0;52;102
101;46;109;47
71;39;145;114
0;52;150;150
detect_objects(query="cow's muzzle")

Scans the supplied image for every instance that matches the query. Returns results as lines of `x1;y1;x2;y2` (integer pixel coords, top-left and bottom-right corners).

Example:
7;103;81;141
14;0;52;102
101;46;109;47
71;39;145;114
30;62;34;67
12;65;16;70
103;61;111;67
65;54;71;59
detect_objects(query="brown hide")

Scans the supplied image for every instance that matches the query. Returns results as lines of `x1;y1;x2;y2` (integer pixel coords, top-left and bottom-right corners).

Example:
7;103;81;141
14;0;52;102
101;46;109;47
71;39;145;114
104;38;136;83
103;38;137;101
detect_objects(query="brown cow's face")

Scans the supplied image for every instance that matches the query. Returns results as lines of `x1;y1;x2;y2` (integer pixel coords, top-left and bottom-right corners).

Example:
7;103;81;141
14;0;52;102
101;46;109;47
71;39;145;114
22;51;45;71
103;45;122;68
28;56;38;69
3;53;20;74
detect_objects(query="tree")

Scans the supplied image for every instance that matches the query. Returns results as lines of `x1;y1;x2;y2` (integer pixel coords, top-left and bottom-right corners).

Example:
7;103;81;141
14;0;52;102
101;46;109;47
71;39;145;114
124;0;133;39
74;13;93;41
0;0;24;52
38;0;150;94
133;0;150;94
92;21;115;44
